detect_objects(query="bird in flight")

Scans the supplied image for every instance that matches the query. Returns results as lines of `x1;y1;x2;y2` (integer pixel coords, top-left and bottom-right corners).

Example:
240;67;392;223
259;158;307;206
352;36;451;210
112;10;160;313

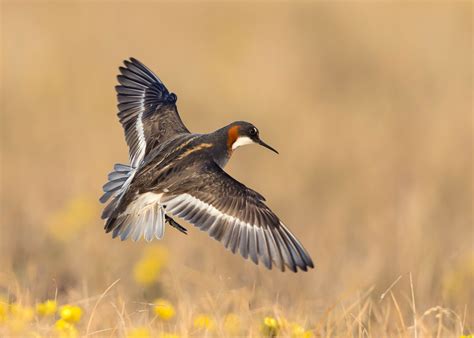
100;58;314;272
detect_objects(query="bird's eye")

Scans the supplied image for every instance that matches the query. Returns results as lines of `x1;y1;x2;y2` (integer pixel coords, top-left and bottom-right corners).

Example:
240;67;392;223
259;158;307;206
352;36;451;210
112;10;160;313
249;127;258;136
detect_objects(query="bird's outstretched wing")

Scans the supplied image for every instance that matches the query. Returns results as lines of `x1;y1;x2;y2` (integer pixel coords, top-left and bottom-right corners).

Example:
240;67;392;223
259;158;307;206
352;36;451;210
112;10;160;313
116;58;189;168
160;162;314;272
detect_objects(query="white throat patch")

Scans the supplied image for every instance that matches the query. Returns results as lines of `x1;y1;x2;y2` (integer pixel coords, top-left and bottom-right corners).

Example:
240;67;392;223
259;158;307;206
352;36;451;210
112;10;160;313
232;136;254;150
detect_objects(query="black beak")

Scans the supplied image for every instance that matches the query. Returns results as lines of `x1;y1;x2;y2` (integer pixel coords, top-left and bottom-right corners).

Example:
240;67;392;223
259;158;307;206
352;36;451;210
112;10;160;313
257;139;279;154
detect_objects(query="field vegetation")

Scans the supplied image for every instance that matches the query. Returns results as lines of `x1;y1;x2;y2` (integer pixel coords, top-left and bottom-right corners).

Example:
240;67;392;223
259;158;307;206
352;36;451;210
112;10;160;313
1;2;472;337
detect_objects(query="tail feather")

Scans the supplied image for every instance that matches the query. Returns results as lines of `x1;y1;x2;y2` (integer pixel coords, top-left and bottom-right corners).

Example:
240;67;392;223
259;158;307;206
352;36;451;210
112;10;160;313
106;193;166;242
100;163;135;217
108;170;129;181
114;163;132;172
101;164;169;242
103;178;127;194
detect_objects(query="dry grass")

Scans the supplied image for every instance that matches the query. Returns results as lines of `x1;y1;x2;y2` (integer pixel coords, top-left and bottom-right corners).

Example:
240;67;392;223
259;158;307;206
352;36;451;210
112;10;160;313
0;1;472;337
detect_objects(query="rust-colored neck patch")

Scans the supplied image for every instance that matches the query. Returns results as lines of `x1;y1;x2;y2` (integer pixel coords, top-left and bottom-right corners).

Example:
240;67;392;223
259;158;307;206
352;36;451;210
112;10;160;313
227;125;240;151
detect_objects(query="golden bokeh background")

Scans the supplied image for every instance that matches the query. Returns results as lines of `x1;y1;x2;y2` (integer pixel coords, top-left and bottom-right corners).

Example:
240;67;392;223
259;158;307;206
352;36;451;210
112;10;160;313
1;1;472;336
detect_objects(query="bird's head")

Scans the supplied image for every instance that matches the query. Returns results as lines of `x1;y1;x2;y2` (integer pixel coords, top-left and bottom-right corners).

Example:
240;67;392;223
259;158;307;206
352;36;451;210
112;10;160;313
226;121;278;154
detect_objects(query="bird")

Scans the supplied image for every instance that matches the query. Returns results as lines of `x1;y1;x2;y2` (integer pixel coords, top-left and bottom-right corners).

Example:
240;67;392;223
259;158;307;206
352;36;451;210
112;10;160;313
100;57;314;272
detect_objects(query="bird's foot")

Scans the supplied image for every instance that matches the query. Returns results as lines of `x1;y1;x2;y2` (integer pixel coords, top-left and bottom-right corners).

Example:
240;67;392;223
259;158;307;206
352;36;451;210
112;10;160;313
165;215;188;235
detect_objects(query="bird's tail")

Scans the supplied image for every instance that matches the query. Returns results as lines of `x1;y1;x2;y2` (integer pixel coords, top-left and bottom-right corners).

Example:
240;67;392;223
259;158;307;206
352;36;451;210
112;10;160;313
100;163;171;242
100;163;135;220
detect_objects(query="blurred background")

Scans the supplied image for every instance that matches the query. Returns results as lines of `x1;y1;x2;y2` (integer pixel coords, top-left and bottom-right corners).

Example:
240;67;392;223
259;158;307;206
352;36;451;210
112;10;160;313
1;1;472;336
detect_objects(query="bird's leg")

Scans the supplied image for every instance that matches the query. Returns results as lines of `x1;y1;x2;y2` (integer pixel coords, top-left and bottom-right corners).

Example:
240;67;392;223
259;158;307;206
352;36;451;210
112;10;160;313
165;215;188;235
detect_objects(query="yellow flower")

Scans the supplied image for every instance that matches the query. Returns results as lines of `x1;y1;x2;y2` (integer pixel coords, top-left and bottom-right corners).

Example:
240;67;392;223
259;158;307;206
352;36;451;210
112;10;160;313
36;300;57;316
59;305;82;323
153;298;175;320
291;323;313;338
262;316;279;336
264;316;278;328
126;327;152;338
193;314;215;330
263;317;278;328
0;298;7;322
223;313;241;335
133;245;169;286
55;319;78;338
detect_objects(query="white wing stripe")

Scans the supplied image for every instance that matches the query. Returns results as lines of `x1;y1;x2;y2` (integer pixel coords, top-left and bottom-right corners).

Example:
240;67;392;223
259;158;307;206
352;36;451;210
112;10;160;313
131;96;146;168
165;194;244;227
